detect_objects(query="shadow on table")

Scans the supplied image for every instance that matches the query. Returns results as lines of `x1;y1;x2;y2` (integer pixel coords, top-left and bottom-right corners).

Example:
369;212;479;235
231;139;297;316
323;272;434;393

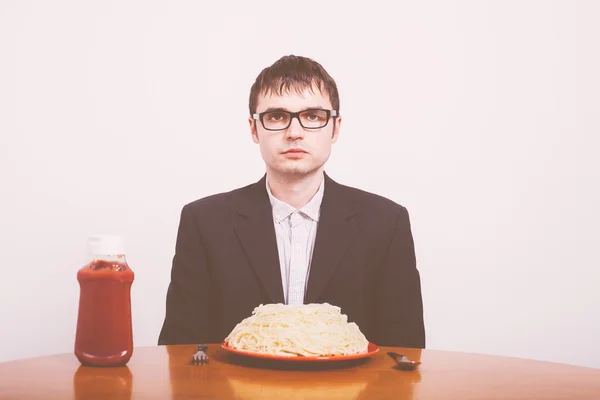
166;344;237;399
73;364;133;400
214;348;423;400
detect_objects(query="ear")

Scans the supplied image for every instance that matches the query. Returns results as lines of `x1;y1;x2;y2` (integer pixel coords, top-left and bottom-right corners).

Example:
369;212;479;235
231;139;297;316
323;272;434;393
249;117;259;144
331;115;342;143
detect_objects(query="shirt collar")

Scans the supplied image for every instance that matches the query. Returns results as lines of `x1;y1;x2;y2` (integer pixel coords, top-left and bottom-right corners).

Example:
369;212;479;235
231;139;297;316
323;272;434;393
266;176;325;223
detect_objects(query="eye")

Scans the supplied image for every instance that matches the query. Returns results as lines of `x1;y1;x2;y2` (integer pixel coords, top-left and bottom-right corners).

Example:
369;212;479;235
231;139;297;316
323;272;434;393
303;110;327;121
266;112;288;121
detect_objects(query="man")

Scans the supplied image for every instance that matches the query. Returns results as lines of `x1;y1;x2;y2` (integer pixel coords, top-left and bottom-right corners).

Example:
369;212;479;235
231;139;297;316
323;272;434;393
158;55;425;348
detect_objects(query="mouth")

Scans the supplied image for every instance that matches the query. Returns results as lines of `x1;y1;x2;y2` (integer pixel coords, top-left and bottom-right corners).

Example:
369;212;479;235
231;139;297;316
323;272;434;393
282;148;308;159
283;148;308;154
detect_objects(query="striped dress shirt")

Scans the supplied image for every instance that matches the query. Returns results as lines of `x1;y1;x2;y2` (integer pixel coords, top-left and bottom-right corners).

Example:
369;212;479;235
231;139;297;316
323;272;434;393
266;177;324;305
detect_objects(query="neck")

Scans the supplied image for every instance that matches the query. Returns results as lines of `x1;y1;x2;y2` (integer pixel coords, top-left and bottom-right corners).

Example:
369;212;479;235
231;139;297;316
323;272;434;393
266;169;324;209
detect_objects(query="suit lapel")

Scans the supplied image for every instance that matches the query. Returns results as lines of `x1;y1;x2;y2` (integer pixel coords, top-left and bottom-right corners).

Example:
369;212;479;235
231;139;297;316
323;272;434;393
304;173;358;303
234;175;285;304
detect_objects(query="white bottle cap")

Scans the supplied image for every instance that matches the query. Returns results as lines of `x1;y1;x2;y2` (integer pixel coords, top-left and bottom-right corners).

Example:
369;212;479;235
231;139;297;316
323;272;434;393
87;235;126;255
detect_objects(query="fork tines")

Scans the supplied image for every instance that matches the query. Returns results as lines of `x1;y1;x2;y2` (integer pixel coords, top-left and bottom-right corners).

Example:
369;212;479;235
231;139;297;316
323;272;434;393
190;345;209;365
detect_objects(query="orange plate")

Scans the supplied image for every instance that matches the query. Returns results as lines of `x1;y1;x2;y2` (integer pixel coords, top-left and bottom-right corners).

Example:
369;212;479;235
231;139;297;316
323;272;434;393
220;341;379;362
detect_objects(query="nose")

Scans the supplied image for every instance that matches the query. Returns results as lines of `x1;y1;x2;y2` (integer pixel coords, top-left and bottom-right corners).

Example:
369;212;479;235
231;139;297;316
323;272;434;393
284;116;305;140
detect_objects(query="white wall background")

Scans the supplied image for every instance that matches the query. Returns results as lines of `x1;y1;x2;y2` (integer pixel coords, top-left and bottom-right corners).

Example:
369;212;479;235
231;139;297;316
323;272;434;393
1;0;598;369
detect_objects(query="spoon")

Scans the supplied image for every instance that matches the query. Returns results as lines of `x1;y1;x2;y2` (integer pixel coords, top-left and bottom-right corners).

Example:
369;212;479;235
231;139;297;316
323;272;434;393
387;351;421;370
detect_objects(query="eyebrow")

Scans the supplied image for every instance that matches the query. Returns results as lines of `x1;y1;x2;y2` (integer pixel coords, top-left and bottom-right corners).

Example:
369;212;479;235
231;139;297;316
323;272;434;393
262;106;325;113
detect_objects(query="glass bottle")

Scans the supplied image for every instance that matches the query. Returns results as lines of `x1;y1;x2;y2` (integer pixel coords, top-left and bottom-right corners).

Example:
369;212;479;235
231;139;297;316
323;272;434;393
74;235;134;367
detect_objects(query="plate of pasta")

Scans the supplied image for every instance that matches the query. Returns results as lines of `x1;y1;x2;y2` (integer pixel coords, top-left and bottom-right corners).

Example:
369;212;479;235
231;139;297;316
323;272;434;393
221;303;380;362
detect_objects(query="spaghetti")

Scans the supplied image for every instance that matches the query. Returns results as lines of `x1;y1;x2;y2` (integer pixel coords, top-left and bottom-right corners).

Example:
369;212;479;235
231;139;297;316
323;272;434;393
224;303;369;357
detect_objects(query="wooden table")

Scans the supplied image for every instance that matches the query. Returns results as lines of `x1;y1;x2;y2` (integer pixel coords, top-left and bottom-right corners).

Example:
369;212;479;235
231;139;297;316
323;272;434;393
0;344;599;399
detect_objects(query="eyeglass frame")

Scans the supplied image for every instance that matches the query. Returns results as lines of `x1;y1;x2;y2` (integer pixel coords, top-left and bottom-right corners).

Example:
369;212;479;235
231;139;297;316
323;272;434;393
252;108;338;131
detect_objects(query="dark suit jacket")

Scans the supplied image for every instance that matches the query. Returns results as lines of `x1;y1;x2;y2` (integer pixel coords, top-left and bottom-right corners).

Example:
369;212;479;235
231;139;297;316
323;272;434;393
158;173;425;348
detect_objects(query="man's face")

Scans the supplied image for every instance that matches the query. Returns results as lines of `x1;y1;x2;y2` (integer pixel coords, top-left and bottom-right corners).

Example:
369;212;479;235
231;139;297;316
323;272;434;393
249;87;341;179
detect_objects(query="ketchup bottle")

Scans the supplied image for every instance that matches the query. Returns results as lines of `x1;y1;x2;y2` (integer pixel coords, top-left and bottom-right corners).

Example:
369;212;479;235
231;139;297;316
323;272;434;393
74;235;134;367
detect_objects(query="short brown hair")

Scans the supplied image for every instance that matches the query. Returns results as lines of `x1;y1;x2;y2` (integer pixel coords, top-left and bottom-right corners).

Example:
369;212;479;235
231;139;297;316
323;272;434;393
248;55;340;115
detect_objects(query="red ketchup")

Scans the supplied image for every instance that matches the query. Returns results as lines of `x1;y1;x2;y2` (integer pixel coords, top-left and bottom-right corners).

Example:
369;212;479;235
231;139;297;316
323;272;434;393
74;235;134;367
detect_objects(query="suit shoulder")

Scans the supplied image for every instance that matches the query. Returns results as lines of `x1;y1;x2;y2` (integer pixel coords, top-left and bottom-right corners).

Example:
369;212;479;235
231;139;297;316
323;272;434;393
335;181;408;216
181;181;255;215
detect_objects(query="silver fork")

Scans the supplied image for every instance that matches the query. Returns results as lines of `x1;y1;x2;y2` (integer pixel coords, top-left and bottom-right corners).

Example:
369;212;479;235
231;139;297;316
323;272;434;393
387;351;420;370
190;344;209;365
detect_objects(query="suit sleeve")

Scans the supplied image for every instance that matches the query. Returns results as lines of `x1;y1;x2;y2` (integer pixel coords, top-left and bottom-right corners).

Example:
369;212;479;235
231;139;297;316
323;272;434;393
158;205;214;345
372;206;426;348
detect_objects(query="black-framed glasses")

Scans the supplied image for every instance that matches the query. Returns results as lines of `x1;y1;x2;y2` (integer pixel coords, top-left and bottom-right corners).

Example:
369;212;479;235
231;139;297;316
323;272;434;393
253;109;338;131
